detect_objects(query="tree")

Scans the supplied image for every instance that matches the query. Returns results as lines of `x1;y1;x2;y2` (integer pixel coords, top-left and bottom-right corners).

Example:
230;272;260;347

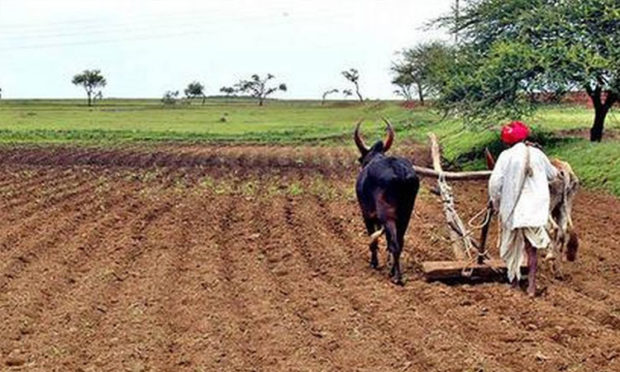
161;90;180;105
220;86;236;97
321;88;339;104
341;68;363;102
433;0;619;141
235;74;287;106
71;69;107;107
391;42;453;105
391;70;415;102
184;81;207;104
342;89;353;99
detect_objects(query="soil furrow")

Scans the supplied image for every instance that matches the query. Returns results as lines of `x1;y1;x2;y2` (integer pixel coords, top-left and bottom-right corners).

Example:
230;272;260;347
0;183;141;364
0;169;81;213
27;198;177;370
0;170;96;227
282;195;448;371
0;176;101;261
0;179;105;291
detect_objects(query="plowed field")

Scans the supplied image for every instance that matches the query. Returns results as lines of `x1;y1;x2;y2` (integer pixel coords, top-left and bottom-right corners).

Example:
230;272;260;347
0;145;618;371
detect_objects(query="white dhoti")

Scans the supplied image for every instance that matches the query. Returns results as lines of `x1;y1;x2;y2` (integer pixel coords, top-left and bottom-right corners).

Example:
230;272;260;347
500;226;550;282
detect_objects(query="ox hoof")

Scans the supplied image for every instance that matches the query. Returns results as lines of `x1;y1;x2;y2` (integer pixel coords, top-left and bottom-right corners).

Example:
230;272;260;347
389;266;396;278
391;276;404;286
370;258;379;269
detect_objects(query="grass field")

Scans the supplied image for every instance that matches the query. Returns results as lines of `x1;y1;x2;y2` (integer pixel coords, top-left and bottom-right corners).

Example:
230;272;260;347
0;98;618;194
0;99;416;143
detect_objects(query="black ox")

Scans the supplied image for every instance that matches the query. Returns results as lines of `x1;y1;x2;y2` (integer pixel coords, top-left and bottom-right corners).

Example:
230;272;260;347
354;119;420;284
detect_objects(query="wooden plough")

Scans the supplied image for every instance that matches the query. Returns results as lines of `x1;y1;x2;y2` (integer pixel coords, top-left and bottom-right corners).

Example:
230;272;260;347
414;133;526;281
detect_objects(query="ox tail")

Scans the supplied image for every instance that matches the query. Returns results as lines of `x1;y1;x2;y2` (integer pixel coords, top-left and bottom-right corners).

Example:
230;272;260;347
369;227;385;245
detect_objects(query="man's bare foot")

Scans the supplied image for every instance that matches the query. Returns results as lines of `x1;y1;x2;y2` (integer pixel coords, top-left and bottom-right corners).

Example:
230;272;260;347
527;287;536;297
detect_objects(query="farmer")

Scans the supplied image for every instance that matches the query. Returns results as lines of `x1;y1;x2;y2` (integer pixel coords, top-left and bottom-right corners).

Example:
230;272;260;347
488;121;558;297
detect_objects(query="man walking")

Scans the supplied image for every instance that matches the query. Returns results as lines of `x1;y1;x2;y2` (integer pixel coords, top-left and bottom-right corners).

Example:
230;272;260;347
489;121;558;297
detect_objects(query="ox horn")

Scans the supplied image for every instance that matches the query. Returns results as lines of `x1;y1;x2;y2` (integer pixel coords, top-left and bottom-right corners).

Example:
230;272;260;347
354;119;369;154
382;117;395;152
484;147;496;170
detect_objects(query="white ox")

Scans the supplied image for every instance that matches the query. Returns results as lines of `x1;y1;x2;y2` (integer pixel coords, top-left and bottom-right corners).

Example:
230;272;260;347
546;159;579;264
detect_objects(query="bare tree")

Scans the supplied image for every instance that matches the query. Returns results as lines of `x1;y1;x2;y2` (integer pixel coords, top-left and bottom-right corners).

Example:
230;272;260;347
321;88;339;105
341;68;363;102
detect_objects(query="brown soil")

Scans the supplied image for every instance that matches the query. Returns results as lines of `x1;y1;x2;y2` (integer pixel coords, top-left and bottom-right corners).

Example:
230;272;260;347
0;145;618;371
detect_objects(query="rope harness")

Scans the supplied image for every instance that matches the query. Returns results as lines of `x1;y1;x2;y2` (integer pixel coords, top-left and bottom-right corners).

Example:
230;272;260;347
437;172;477;276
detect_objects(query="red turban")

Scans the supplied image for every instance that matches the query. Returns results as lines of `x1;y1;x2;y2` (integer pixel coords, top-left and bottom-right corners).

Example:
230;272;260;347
501;121;530;145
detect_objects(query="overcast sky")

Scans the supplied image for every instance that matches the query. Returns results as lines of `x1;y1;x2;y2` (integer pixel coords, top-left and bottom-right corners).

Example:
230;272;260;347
0;0;453;99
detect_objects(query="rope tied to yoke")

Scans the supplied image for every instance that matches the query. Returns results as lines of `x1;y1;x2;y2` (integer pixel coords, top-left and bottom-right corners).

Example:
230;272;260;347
437;172;476;276
468;205;493;230
467;202;494;263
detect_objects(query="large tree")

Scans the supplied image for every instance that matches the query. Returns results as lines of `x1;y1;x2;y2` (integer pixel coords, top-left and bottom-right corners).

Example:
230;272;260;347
341;68;364;102
235;74;286;106
391;42;452;104
184;81;206;104
433;0;619;141
71;69;107;107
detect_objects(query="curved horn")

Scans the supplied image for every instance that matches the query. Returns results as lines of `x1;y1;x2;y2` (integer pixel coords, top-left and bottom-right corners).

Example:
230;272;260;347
484;147;496;170
354;119;369;154
382;118;395;152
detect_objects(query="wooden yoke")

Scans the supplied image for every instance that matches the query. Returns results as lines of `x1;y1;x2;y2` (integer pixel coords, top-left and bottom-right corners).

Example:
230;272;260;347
412;167;491;180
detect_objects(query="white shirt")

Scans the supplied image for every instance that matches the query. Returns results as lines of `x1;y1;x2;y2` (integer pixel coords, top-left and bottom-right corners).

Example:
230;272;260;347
489;142;558;230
